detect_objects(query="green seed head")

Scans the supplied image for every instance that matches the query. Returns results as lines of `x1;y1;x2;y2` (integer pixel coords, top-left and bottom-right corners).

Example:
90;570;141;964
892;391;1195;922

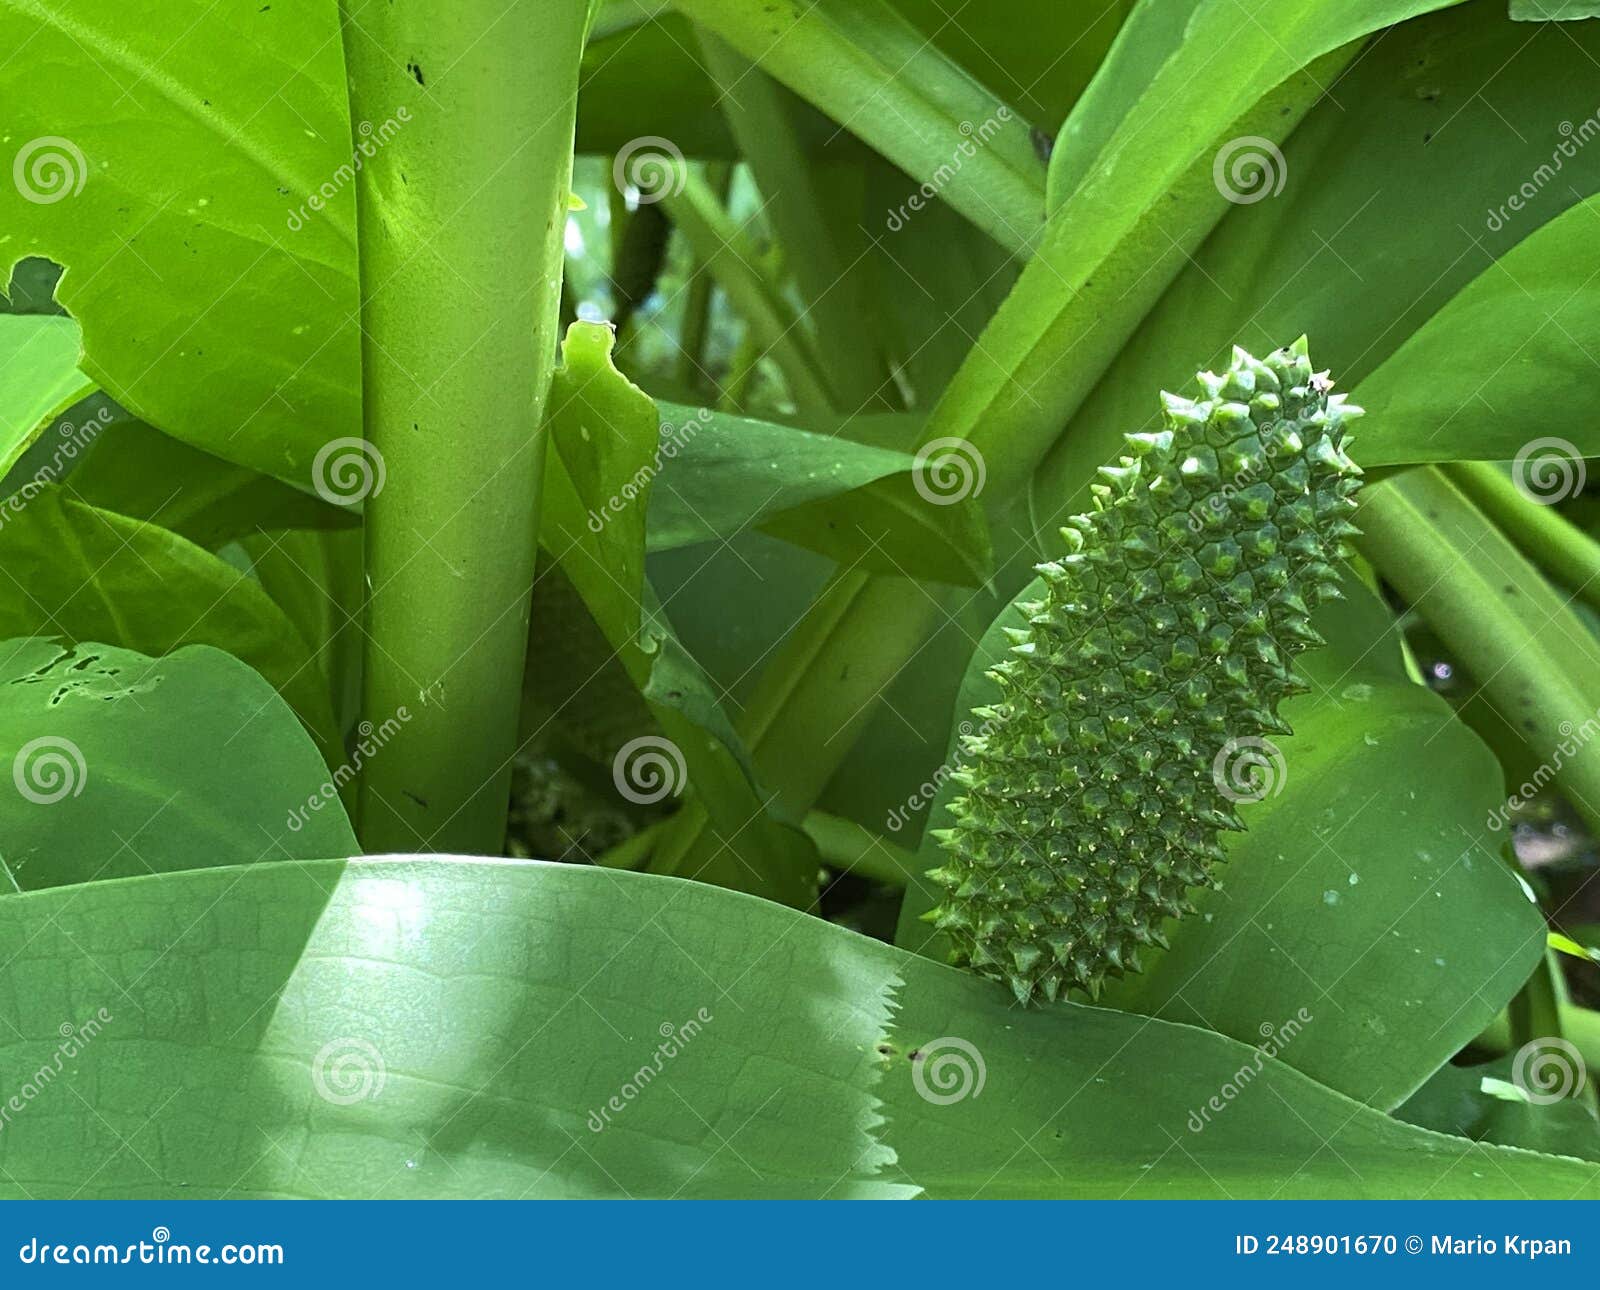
927;339;1363;1005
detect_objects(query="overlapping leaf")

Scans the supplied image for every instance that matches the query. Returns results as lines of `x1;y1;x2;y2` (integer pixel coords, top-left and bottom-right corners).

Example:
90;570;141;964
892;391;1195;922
0;0;360;485
0;858;1591;1198
0;638;354;891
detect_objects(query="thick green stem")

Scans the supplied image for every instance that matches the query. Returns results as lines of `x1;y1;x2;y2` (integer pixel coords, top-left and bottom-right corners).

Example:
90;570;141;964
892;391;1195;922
341;0;589;853
1356;468;1600;832
1448;460;1600;615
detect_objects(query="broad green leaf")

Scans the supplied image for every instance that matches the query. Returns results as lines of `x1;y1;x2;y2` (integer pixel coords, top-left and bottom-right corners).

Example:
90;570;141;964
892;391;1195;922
877;941;1594;1198
0;313;94;476
1037;4;1600;515
0;858;1593;1197
69;416;357;549
0;488;340;764
649;402;989;584
646;403;912;551
1354;196;1600;466
0;638;354;891
897;576;1546;1110
672;0;1045;254
0;0;360;482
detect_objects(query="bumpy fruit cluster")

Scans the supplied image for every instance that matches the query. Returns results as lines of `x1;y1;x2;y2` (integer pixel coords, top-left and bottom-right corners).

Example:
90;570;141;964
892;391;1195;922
927;339;1363;1005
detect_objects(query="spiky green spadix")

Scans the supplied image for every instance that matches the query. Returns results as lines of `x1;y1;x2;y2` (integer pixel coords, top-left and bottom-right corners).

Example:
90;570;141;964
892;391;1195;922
926;339;1363;1006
